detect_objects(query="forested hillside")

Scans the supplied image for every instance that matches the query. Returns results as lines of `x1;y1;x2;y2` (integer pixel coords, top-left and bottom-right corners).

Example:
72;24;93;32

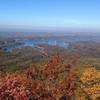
0;54;100;100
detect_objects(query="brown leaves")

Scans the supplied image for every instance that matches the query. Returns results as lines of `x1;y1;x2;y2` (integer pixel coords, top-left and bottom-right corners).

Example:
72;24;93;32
42;55;64;81
53;69;76;99
68;53;80;66
0;54;77;100
26;64;39;79
0;72;32;100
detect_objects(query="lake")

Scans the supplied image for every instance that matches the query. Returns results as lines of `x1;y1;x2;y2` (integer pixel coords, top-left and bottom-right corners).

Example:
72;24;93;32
1;37;81;52
13;37;80;50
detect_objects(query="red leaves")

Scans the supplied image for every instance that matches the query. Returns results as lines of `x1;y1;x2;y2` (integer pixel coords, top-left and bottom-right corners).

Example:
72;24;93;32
0;54;77;100
42;55;63;80
53;70;76;99
0;73;32;100
26;64;39;79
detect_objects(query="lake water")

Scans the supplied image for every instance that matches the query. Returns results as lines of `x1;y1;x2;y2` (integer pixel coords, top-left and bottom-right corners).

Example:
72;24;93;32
6;37;81;52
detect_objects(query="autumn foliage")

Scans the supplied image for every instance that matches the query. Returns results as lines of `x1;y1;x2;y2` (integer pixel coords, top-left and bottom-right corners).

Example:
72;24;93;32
0;54;100;100
76;67;100;100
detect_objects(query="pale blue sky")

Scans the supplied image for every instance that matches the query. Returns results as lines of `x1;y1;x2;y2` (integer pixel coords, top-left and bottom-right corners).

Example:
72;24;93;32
0;0;100;31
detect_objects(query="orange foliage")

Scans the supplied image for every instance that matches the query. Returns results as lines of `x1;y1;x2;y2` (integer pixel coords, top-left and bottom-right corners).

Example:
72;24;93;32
0;54;78;100
26;64;39;79
53;70;76;99
76;67;100;100
0;72;33;100
42;55;64;81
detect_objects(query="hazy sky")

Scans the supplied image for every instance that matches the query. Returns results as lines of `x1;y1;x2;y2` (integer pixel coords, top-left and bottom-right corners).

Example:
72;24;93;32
0;0;100;31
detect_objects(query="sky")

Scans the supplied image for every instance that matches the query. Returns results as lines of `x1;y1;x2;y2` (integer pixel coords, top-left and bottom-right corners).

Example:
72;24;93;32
0;0;100;32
